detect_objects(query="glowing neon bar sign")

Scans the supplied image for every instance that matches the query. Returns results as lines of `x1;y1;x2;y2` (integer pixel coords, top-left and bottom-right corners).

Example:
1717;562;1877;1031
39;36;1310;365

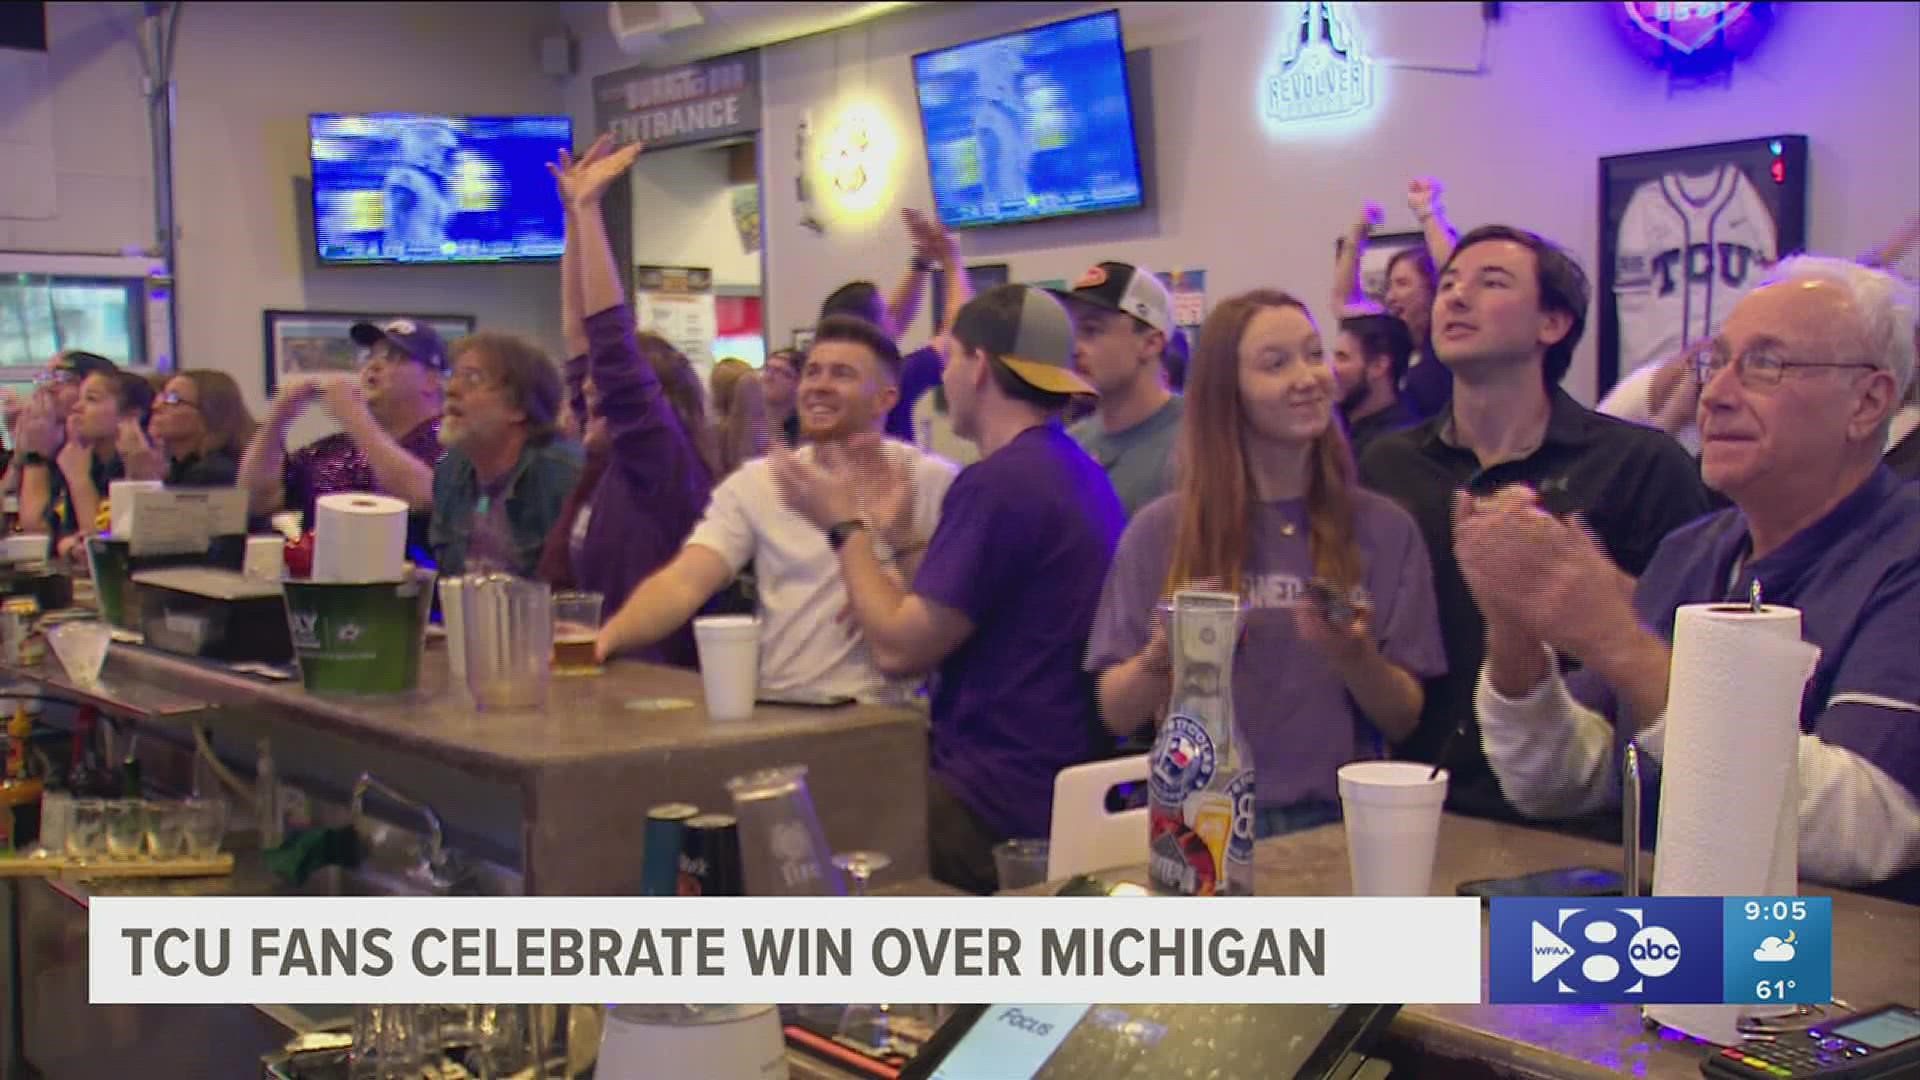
1265;2;1372;124
1623;2;1754;54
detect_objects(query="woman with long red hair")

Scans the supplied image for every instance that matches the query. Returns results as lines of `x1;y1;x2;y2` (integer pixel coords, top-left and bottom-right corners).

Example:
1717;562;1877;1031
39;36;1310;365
1086;289;1446;837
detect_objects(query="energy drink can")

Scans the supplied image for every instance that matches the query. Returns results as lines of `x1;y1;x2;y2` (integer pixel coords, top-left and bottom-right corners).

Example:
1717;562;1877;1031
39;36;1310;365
678;813;744;897
641;803;699;896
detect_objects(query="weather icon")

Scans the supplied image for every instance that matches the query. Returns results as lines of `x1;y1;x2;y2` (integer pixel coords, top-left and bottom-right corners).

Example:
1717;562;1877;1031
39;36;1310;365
1753;931;1797;963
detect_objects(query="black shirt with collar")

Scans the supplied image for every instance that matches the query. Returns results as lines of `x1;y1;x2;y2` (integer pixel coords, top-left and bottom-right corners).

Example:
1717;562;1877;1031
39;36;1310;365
1887;427;1920;481
1344;397;1416;463
1359;385;1717;824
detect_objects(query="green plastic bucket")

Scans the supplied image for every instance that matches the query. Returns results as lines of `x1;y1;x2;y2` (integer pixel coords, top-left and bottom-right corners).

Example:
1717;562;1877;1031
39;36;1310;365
281;568;437;695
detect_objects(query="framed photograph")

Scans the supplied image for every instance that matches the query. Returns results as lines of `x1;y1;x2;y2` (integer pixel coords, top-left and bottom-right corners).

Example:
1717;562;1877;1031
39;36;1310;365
261;309;474;396
1349;231;1427;309
929;263;1012;332
1597;135;1808;397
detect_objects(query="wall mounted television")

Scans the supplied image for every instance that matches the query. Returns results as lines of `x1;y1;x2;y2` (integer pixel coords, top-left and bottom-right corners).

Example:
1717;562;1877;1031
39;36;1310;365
309;113;573;265
912;9;1145;230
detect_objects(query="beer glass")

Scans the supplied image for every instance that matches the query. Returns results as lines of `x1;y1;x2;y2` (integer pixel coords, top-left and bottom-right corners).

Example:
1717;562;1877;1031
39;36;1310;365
551;591;603;676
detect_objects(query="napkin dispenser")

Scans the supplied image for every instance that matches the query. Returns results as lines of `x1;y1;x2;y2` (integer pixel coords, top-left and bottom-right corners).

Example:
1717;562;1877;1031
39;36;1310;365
130;567;293;665
90;487;250;631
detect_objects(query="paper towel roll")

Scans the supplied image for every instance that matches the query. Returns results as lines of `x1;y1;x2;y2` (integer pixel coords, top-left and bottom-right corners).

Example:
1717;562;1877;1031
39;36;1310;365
311;493;409;583
1646;603;1821;1045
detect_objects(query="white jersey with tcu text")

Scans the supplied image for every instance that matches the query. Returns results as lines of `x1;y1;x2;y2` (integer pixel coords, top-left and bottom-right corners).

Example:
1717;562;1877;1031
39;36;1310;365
1613;164;1778;373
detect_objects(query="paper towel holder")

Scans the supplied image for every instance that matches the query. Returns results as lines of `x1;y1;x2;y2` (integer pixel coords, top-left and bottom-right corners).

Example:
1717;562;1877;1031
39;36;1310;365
1707;580;1765;616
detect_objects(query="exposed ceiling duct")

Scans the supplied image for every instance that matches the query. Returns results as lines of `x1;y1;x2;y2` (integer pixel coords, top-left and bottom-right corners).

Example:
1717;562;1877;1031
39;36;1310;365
603;1;919;62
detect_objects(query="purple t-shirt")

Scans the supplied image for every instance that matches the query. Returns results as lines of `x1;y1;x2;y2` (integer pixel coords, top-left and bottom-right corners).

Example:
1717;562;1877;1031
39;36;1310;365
886;346;943;441
912;424;1126;840
1572;467;1920;902
1086;490;1448;809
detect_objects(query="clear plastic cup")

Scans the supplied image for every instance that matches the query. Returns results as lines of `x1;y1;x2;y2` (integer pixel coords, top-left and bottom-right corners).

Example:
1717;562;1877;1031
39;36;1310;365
181;798;229;859
104;799;145;860
66;799;107;862
142;800;189;860
1337;761;1449;896
992;839;1052;891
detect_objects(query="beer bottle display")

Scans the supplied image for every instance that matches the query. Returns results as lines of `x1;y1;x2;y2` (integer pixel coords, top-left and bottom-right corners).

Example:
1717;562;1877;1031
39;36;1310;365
1148;590;1255;896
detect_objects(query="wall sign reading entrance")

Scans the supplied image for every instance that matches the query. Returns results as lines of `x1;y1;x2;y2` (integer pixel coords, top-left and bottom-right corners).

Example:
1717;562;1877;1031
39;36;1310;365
592;49;762;151
1265;2;1372;125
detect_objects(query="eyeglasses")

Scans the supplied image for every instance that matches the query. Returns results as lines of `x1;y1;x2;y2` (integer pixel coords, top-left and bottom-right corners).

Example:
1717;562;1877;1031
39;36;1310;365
34;369;82;386
156;391;199;410
1693;346;1882;390
448;367;497;390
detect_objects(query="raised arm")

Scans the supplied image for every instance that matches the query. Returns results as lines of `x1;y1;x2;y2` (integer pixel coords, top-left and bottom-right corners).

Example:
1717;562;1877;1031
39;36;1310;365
1330;204;1385;319
238;382;320;515
1407;177;1458;271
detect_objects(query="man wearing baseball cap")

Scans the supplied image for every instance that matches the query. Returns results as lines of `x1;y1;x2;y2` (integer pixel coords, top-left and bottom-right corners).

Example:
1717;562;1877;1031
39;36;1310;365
238;317;449;556
770;284;1126;892
1052;262;1184;518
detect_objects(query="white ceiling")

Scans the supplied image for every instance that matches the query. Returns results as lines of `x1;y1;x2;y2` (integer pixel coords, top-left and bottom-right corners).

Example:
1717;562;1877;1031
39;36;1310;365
568;1;923;67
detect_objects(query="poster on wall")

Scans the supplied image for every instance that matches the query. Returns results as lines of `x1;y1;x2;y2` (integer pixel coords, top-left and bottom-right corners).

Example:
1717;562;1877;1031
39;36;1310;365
634;266;718;379
1156;269;1208;342
928;264;1012;333
1598;135;1808;397
260;309;473;397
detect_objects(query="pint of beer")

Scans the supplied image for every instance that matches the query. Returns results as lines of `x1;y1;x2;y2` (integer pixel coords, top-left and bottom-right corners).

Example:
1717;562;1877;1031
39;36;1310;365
551;591;604;675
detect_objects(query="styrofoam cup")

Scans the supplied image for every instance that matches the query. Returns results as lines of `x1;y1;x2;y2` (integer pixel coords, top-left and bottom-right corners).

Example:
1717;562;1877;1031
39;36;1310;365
1338;761;1449;897
693;616;760;722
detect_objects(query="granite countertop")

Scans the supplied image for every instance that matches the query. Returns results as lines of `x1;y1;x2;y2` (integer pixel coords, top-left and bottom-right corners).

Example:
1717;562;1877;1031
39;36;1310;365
1005;815;1920;1080
7;637;927;782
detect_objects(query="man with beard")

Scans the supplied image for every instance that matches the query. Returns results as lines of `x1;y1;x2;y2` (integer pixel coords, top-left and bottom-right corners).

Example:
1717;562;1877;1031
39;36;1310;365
1330;313;1415;460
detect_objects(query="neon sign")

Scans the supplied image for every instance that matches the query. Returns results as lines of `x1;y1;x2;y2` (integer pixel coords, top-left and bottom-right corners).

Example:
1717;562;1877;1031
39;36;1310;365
1623;2;1753;54
1265;3;1372;125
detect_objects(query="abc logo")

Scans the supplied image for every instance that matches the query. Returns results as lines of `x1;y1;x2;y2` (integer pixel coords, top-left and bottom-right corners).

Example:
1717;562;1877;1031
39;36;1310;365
1627;926;1682;977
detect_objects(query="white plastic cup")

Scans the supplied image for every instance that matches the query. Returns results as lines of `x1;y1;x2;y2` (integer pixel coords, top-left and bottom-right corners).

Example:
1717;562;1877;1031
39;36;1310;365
1337;761;1449;897
244;535;286;581
693;615;760;723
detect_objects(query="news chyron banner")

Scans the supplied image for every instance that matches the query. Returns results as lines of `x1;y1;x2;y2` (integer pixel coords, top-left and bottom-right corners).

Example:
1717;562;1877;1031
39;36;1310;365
90;898;1480;1005
1488;897;1833;1005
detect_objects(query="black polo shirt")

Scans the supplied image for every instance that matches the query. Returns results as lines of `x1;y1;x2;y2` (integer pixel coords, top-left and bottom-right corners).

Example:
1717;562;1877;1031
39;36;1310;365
1359;385;1716;824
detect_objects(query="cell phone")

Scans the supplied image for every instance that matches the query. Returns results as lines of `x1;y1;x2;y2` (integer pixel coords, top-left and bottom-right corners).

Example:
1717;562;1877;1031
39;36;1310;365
1305;579;1364;631
756;689;857;708
1455;866;1627;900
1699;1002;1920;1079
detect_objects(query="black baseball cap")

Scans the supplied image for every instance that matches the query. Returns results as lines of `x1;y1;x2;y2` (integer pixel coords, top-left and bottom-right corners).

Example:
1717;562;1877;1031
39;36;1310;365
1046;261;1175;335
350;319;449;372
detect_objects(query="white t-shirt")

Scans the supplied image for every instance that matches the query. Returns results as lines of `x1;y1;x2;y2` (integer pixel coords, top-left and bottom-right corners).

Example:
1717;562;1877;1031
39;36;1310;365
685;438;959;703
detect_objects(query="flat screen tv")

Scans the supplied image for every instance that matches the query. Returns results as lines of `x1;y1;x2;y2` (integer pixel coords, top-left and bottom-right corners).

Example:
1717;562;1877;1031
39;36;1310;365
912;10;1144;230
310;113;572;265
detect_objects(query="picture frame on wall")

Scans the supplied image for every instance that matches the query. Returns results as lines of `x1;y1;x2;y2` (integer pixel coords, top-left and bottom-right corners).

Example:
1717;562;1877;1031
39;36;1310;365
1597;135;1808;398
261;309;475;397
1346;231;1427;310
792;328;816;353
929;263;1012;332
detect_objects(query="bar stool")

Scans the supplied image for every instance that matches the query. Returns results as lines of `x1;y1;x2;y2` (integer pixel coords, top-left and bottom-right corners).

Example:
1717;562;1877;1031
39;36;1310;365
1046;755;1150;880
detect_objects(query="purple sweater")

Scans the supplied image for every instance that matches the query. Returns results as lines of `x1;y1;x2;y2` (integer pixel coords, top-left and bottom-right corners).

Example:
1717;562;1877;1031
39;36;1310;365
570;305;714;667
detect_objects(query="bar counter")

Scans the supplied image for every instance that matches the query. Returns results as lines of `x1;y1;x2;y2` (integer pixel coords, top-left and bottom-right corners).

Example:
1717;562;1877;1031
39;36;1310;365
4;637;931;893
988;815;1919;1080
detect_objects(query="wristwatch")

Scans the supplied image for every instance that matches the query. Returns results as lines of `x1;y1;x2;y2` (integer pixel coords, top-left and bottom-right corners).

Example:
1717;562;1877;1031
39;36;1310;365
20;452;48;467
825;519;868;551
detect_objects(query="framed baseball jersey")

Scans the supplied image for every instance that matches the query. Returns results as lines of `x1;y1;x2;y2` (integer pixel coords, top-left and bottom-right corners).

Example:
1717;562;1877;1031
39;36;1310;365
1598;136;1808;398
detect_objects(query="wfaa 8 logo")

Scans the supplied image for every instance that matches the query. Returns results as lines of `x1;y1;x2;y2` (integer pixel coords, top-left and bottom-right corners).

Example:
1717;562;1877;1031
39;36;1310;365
1489;898;1724;1004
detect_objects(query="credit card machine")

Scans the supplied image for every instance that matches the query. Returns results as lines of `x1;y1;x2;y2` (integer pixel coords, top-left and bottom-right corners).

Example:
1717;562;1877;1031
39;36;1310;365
1700;1004;1920;1079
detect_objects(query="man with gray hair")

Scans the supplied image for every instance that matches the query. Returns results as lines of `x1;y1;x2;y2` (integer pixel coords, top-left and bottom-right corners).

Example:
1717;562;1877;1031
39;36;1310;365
1456;255;1920;899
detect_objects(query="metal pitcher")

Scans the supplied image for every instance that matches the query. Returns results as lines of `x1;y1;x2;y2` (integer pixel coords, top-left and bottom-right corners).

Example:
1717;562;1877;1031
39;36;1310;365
460;574;551;710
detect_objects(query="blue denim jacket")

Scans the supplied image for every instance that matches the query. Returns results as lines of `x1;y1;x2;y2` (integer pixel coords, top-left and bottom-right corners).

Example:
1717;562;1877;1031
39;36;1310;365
430;438;583;578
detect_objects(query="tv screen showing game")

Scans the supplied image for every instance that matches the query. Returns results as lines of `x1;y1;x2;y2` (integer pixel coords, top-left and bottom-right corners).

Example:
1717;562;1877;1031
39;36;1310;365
310;113;572;265
912;10;1145;230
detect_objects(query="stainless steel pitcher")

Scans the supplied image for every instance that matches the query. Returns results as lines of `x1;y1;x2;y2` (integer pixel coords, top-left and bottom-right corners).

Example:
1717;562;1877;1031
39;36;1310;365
459;574;552;710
